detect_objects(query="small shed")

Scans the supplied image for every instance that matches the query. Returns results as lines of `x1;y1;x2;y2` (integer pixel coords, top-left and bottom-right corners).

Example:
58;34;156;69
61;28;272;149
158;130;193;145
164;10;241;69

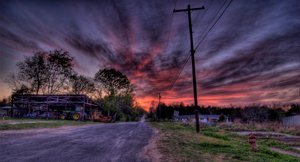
0;106;22;117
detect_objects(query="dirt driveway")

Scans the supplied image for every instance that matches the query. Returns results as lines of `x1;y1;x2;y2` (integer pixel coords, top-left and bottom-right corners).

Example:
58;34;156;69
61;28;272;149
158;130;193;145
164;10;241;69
0;118;155;162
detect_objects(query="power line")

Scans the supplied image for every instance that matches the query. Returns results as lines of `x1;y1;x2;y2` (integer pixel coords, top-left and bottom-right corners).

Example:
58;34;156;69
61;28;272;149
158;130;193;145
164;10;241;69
147;0;178;100
162;53;191;99
193;0;215;29
163;0;178;55
171;0;208;61
161;0;233;100
161;0;208;98
195;0;233;50
194;0;228;46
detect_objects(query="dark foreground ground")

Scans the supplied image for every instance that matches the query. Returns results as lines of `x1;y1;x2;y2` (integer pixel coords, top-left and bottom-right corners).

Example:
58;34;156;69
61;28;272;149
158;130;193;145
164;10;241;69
0;118;154;162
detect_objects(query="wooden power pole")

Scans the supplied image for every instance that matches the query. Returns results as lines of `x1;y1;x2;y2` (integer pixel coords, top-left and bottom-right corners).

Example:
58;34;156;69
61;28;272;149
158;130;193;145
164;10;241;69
173;5;205;134
159;93;161;122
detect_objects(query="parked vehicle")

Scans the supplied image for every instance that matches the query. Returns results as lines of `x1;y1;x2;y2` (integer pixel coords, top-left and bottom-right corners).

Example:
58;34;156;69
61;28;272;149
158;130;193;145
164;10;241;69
91;110;116;123
60;106;90;121
21;114;37;118
37;113;57;119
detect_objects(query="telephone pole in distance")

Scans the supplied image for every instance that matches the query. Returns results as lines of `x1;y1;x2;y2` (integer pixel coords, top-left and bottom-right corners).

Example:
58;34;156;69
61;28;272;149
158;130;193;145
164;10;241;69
159;93;161;122
173;5;205;134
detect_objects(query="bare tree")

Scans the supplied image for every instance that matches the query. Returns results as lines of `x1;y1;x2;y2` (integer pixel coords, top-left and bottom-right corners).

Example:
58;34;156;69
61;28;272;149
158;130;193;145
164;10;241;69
43;49;74;94
5;49;74;95
17;52;47;94
69;73;95;95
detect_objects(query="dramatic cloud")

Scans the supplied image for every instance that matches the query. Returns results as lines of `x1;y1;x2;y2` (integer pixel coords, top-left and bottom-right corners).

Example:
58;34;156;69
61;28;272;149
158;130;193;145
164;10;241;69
1;0;298;108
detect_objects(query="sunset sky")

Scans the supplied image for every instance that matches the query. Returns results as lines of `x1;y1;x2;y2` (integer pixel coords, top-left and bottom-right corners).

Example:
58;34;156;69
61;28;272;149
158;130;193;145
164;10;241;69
0;0;299;109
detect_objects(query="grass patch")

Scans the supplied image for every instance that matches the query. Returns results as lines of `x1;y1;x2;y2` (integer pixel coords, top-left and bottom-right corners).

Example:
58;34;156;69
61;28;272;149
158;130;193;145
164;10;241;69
232;154;249;161
279;130;299;136
195;142;231;148
259;140;300;153
258;146;298;161
147;122;299;162
203;131;230;141
200;127;219;132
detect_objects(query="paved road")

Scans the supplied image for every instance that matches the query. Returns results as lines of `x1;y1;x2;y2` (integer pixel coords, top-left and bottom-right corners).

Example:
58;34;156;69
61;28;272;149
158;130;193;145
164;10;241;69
0;117;155;162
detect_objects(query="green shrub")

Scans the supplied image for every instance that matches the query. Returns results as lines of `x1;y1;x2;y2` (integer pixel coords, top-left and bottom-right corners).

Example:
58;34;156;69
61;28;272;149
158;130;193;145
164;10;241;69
219;113;225;122
248;126;257;130
126;115;131;121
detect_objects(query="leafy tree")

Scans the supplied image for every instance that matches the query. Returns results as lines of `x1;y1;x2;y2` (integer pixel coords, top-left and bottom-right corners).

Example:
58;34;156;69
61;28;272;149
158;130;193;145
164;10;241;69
69;73;95;95
268;107;285;122
242;105;268;122
0;98;10;107
286;104;299;116
219;113;226;122
94;68;131;116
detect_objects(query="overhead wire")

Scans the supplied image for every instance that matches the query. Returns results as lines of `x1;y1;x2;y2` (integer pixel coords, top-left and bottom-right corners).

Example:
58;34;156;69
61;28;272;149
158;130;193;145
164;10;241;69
161;0;233;102
195;0;233;50
167;0;209;67
193;0;215;29
194;0;228;47
179;0;208;53
159;0;192;97
146;0;178;102
162;53;191;100
161;0;211;100
163;0;178;57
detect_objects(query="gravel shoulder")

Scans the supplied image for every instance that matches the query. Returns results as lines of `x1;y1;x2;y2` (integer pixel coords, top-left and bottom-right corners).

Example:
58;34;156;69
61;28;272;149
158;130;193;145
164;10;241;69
0;118;155;162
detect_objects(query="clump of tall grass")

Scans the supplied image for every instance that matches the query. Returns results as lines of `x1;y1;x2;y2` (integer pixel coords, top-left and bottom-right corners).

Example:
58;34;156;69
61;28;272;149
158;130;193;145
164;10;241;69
180;120;206;128
217;121;299;135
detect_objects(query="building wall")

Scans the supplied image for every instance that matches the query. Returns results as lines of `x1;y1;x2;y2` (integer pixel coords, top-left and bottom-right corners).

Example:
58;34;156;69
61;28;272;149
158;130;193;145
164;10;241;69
282;115;299;125
193;118;229;123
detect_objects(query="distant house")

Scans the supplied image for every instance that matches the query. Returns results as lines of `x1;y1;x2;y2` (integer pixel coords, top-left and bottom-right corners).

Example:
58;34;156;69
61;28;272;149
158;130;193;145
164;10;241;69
176;114;230;123
176;115;191;121
0;106;19;116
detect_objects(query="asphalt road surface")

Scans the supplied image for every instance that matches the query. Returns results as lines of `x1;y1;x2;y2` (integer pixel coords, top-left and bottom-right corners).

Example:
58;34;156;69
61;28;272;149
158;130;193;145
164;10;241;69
0;117;155;162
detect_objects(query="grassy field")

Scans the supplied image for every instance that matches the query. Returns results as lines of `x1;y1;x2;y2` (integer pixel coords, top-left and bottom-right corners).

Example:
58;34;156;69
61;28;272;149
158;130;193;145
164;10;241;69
217;121;299;136
0;117;106;130
148;122;299;162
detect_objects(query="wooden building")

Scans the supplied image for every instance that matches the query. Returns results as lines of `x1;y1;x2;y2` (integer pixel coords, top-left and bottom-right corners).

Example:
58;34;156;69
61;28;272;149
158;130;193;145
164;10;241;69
11;94;102;118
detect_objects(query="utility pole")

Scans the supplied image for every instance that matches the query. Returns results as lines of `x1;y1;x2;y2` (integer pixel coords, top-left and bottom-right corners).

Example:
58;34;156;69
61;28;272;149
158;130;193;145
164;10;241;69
159;93;161;122
174;5;205;134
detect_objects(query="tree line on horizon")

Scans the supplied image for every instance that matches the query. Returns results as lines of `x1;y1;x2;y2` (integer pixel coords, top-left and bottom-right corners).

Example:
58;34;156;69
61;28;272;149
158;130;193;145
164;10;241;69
148;102;299;123
3;49;147;121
